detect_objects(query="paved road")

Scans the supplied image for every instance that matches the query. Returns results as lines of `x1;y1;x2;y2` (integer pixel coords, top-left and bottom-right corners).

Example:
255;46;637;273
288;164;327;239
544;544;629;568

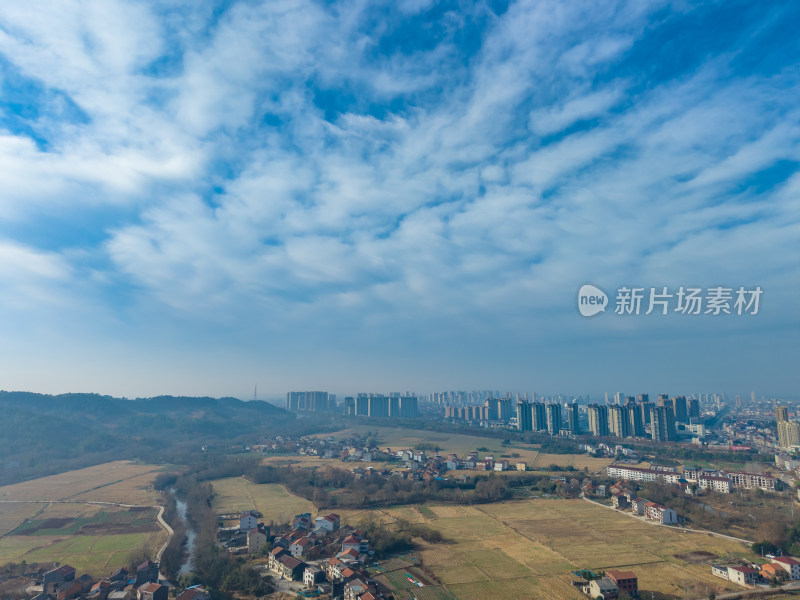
716;580;800;600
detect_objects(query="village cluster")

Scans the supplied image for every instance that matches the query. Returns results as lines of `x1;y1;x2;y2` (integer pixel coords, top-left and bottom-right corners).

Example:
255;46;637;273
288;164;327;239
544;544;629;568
28;561;208;600
223;509;386;600
256;434;536;477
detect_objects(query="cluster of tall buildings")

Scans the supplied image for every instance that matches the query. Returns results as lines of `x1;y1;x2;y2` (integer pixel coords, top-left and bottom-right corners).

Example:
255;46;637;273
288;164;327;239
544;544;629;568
286;391;333;412
343;393;419;419
515;401;579;435
429;391;501;406
442;392;701;443
776;405;800;449
586;394;698;441
446;397;515;422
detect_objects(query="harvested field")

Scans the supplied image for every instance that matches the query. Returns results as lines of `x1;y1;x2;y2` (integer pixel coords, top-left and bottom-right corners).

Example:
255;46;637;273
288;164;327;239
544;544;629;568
210;478;315;525
0;462;163;505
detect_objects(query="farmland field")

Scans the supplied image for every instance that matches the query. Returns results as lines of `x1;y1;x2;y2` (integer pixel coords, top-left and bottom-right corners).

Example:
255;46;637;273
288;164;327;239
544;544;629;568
0;531;161;575
0;462;169;576
209;477;315;525
210;475;754;599
0;461;164;504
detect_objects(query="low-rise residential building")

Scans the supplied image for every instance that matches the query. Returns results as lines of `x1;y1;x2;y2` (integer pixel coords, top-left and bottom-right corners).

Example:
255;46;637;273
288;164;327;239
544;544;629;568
698;476;732;493
726;472;776;491
304;565;324;588
611;494;628;510
239;511;258;531
247;528;267;554
727;566;758;586
342;534;369;553
314;513;341;532
606;569;637;596
44;565;77;595
630;497;647;515
587;577;618;599
772;556;800;580
56;580;84;600
290;536;313;558
137;583;168;600
644;501;678;524
607;464;680;484
712;565;730;580
276;555;305;580
760;563;783;581
175;586;210;600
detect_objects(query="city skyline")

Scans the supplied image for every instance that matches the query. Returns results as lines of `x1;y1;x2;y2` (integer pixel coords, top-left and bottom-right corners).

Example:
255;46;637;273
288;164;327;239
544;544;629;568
0;1;798;398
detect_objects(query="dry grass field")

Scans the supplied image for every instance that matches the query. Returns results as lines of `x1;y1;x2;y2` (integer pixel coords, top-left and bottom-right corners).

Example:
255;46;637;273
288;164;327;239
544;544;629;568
210;478;316;525
0;503;43;537
529;452;614;472
0;461;163;504
207;474;754;599
0;462;168;576
417;499;753;600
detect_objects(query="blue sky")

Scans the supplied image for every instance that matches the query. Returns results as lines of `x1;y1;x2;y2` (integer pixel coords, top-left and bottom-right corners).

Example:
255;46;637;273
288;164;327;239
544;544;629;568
0;0;798;399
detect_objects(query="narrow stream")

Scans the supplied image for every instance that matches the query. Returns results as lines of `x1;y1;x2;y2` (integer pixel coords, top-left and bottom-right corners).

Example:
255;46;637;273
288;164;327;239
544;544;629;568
173;495;197;576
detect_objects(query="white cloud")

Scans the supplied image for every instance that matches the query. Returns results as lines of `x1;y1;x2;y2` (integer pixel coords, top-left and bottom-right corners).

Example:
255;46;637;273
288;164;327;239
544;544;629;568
0;0;797;394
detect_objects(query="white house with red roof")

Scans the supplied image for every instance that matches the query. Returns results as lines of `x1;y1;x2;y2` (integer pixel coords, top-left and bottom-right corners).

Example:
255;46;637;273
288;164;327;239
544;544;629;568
315;513;340;532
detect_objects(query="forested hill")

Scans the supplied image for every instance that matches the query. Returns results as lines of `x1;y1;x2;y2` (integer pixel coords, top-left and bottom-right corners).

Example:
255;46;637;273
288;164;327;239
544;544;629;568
0;391;295;486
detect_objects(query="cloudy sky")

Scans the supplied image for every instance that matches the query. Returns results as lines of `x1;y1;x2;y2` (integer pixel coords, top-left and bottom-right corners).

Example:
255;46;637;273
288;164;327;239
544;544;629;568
0;0;798;400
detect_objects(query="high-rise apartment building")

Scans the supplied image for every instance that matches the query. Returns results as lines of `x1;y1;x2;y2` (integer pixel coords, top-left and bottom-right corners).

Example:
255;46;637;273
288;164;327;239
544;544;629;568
651;406;676;442
640;401;654;426
567;403;580;434
286;391;330;412
588;404;609;437
627;404;645;437
516;402;532;431
776;405;799;449
689;398;700;420
778;421;800;449
532;402;548;432
673;396;688;423
608;405;630;438
546;403;562;435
